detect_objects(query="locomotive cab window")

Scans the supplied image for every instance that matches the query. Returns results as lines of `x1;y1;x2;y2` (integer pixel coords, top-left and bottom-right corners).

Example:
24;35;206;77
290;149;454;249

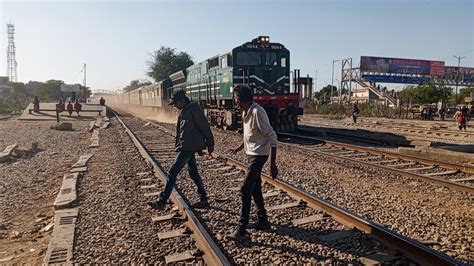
265;52;278;66
236;51;261;66
281;57;286;67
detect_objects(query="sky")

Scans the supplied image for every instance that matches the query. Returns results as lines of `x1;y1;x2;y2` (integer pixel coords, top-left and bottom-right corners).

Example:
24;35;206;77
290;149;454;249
0;0;473;92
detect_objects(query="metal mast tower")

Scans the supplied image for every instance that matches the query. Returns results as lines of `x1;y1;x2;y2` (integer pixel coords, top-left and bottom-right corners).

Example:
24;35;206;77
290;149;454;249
6;23;18;82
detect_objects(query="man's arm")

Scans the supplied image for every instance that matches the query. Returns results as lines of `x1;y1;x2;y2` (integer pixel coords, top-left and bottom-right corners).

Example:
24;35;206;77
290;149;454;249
255;108;278;178
192;104;215;149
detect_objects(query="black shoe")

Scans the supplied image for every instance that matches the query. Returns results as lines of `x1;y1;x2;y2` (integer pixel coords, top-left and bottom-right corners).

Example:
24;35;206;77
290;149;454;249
248;220;271;231
192;199;210;209
147;200;168;209
227;228;248;241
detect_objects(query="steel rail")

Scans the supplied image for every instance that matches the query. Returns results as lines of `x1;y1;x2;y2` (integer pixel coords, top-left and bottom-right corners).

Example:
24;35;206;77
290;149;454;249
212;153;462;266
145;119;461;265
301;121;474;138
279;132;474;192
294;129;474;174
112;111;230;266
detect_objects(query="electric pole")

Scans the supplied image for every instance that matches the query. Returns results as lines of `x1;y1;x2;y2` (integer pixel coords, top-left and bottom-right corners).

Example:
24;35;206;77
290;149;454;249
331;59;339;104
452;55;466;106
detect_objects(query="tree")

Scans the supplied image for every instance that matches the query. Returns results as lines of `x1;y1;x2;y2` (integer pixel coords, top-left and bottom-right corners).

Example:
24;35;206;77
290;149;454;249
79;85;92;99
398;83;452;104
37;79;64;100
313;85;347;103
147;46;194;82
459;86;474;101
122;79;152;92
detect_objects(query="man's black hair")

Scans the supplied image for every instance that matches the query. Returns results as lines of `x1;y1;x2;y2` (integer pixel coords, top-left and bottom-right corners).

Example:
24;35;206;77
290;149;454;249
234;85;253;103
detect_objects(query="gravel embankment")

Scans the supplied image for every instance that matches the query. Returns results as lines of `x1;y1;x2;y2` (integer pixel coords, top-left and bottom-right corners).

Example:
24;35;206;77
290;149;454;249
208;127;474;263
73;117;199;264
0;118;91;264
124;117;414;265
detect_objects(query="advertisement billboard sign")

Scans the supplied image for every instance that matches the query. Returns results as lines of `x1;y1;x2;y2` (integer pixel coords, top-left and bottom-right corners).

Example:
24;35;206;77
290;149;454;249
361;74;432;84
61;84;80;93
360;56;445;76
444;66;474;83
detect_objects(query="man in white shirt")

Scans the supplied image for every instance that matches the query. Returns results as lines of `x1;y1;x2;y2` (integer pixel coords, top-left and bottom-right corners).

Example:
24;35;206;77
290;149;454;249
229;85;278;240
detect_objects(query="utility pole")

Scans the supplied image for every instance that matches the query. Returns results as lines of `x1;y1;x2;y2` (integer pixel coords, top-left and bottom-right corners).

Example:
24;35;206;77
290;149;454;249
452;55;466;106
331;59;339;104
314;69;318;100
6;23;18;82
83;63;87;88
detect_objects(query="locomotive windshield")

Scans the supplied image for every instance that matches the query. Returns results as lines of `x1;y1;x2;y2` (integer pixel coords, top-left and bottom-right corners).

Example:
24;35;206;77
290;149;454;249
236;52;261;65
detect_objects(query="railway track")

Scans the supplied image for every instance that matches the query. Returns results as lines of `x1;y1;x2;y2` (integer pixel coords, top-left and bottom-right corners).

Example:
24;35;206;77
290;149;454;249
300;120;474;144
278;131;474;194
112;110;462;265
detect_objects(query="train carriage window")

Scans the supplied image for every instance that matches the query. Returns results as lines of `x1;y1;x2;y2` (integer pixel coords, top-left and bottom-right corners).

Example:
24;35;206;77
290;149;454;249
208;57;219;69
281;57;286;67
236;51;261;66
221;56;227;68
227;54;233;67
265;52;278;66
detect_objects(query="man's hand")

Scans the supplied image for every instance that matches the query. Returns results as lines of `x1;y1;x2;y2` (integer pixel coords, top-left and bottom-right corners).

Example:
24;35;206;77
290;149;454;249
207;145;214;155
270;163;278;179
231;143;244;155
197;150;204;156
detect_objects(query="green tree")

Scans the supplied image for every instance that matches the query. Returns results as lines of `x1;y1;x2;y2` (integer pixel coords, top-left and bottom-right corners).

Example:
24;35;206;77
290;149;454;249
399;83;452;104
37;79;64;100
79;85;92;99
314;85;347;103
123;79;152;92
147;46;194;82
459;86;474;102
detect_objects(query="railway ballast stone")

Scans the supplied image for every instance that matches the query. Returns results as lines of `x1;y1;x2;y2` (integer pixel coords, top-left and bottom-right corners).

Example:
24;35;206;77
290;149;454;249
50;122;73;131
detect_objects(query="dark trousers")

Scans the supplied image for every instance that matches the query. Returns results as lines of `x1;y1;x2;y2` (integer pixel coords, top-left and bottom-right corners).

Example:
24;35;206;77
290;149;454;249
159;151;207;202
352;112;358;123
239;155;269;230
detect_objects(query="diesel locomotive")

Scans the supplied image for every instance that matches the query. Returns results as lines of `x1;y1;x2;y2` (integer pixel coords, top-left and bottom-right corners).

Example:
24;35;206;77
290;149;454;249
110;36;303;131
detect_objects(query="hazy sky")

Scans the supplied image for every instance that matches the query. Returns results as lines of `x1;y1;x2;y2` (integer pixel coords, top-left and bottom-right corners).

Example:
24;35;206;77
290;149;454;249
1;0;473;91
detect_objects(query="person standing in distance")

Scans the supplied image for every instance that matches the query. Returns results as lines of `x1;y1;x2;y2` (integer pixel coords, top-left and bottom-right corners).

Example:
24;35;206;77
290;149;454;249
148;90;214;209
229;85;278;240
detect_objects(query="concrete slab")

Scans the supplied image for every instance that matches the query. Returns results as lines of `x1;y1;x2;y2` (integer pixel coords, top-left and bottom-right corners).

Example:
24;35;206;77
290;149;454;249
319;230;353;242
100;121;110;129
450;176;474;182
54;173;79;209
424;170;459;177
19;103;104;121
152;213;177;222
89;139;99;148
158;229;187;241
0;143;18;162
268;201;300;211
43;208;78;265
359;252;400;265
263;190;280;198
70;166;87;173
144;192;161;197
164;250;196;264
405;165;435;171
292;214;324;226
140;184;157;189
71;154;93;168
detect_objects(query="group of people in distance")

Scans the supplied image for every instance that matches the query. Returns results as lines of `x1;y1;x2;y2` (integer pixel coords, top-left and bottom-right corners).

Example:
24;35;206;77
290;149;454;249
56;99;82;116
147;85;278;240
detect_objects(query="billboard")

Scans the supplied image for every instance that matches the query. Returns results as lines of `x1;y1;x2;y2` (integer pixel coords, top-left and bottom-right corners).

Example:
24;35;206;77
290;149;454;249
444;66;474;84
361;74;431;84
360;56;445;76
61;84;80;92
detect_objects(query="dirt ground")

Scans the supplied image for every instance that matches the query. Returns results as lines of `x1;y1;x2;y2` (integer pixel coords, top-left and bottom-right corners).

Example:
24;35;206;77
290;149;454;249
0;117;91;264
